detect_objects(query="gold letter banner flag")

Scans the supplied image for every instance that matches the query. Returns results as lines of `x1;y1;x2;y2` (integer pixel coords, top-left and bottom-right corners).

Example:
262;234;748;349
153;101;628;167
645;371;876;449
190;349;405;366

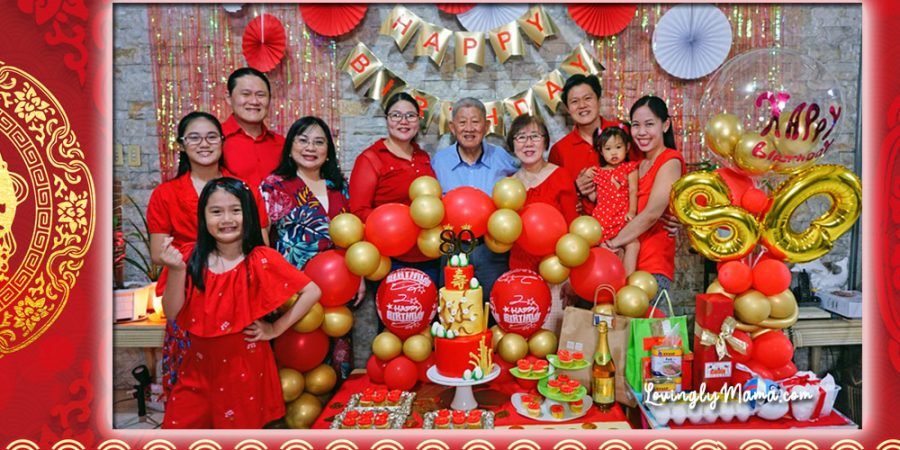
560;43;604;77
455;31;487;70
379;5;422;51
503;88;540;120
415;22;454;66
533;69;565;113
517;5;558;47
339;42;383;89
438;100;454;136
489;22;525;64
364;68;407;106
484;100;506;137
411;89;440;130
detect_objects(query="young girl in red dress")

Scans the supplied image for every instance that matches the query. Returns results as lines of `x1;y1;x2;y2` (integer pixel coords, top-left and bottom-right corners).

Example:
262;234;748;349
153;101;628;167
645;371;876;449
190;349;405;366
589;126;640;274
159;177;321;429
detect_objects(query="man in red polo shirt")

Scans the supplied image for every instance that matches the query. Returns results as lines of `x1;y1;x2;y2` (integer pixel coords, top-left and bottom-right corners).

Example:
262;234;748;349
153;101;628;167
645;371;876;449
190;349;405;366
221;67;285;190
548;74;629;216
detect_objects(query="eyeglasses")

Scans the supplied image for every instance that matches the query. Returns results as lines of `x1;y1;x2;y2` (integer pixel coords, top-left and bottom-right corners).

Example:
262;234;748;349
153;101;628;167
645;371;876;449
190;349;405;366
181;133;223;146
513;134;545;144
294;136;328;149
387;112;419;123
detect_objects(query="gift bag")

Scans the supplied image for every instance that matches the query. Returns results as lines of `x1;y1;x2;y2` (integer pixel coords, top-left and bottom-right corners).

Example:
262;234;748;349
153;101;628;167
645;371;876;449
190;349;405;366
625;291;690;394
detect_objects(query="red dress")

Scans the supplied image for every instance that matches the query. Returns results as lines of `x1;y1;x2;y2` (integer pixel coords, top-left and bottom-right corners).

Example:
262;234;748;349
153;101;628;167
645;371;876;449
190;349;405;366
160;245;311;429
509;167;579;272
636;149;685;280
591;161;639;240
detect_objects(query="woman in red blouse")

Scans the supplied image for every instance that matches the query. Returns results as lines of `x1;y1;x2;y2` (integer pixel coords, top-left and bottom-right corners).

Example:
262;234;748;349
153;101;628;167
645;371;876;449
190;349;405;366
348;92;438;282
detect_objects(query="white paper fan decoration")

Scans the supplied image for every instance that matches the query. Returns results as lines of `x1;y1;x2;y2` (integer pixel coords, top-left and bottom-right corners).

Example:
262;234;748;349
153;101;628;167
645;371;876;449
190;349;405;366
652;4;733;79
458;5;528;32
223;4;243;14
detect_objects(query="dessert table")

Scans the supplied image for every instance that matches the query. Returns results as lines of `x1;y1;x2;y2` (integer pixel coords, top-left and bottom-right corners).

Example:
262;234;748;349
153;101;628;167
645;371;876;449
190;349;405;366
312;371;631;429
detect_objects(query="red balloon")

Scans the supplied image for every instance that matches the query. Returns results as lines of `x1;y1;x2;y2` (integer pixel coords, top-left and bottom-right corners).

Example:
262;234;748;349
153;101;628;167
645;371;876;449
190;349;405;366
516;203;567;257
569;248;626;302
367;354;388;384
751;331;794;369
751;259;792;296
769;361;798;380
365;203;419;256
489;269;551;337
376;268;438;338
416;354;436;382
741;188;770;215
384;356;418;391
715;167;753;205
441;186;496;237
728;330;754;364
304;250;361;307
717;261;752;294
274;328;329;373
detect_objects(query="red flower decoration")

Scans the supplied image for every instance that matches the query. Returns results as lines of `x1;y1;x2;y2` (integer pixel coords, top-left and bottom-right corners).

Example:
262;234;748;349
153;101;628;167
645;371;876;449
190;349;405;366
299;4;368;37
242;14;286;73
437;4;475;15
568;4;637;37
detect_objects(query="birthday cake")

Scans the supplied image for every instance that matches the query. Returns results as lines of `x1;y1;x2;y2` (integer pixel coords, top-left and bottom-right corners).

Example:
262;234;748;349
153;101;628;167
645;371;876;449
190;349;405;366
431;252;494;380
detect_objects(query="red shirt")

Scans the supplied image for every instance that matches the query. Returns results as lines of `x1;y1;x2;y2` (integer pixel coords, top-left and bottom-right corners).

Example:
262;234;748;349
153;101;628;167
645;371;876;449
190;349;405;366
221;115;285;189
147;168;270;252
548;117;632;215
509;167;578;272
636;149;685;280
349;139;435;262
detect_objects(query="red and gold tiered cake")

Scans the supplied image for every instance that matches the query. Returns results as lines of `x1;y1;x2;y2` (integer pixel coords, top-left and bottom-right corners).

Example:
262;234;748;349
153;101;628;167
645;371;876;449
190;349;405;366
431;255;494;380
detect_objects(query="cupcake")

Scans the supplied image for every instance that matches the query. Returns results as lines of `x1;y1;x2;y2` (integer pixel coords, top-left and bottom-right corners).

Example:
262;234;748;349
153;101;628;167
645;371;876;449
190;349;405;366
547;379;562;394
341;416;358;429
516;359;532;375
345;410;360;420
566;379;580;390
560;384;575;397
466;410;483;429
387;390;402;406
532;360;549;375
359;393;374;407
557;374;570;383
526;401;541;418
550;404;565;419
520;394;533;405
557;350;573;367
375;412;390;429
437;409;451;418
569;400;584;414
373;390;387;406
363;387;375;396
451;414;466;429
572;351;584;363
434;415;450;429
357;415;373;429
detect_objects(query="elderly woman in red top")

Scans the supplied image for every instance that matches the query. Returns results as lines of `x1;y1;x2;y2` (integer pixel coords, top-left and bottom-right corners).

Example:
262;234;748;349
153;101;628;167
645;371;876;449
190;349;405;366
600;96;685;301
349;92;438;282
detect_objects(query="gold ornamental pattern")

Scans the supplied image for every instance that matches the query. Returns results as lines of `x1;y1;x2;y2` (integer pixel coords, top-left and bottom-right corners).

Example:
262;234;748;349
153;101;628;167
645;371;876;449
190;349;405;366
0;61;94;356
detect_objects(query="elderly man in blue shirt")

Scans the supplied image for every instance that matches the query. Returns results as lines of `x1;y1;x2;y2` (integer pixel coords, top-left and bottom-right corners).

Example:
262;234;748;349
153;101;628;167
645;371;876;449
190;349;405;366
432;97;519;301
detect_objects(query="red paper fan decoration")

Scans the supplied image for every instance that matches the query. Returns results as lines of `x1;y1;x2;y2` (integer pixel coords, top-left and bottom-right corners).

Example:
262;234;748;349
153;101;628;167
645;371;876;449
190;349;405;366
242;14;286;73
568;4;637;37
299;4;368;37
437;4;475;15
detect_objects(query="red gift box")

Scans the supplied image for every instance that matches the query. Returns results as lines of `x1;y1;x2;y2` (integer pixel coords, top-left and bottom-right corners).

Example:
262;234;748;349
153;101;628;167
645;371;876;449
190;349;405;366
693;293;735;392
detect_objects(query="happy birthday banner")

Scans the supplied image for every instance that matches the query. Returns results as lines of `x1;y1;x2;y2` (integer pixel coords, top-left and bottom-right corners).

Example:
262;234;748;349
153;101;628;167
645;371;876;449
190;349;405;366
340;5;602;137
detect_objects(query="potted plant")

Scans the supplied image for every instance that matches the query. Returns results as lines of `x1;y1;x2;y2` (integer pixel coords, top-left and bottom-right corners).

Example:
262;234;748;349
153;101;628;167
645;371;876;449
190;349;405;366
114;195;162;321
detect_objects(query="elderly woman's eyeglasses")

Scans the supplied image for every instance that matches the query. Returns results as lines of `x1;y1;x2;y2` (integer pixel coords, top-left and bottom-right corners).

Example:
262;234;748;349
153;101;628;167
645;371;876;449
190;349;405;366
180;133;223;146
387;112;419;123
513;134;545;144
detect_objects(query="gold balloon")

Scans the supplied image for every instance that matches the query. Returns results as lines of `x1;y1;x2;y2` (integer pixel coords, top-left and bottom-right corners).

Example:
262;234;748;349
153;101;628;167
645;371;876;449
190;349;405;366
484;234;514;253
492;177;527;210
490;325;506;348
402;334;433;362
538;255;570;285
671;171;761;261
733;131;776;176
734;290;772;325
487;208;523;244
417;226;444;259
706;279;735;299
285;393;322;429
705;113;744;159
372;331;403;360
345;241;381;277
293;302;325;333
772;115;820;174
627;271;659;300
498;333;529;363
304;364;337;395
593;303;615;316
528;329;558;358
735;304;799;332
569;216;604;246
329;213;365;249
615;285;650;318
409;176;442;200
365;255;392;281
410;195;445;229
279;368;305;403
760;165;862;263
555;233;590;267
322;306;354;337
768;289;798;320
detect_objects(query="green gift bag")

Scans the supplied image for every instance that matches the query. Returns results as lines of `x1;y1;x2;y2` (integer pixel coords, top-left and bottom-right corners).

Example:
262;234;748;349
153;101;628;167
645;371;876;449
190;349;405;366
625;291;690;393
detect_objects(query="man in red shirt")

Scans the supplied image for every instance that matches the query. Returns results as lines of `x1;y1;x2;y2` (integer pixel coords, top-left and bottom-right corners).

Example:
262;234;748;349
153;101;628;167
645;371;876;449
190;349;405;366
548;74;628;216
221;67;285;190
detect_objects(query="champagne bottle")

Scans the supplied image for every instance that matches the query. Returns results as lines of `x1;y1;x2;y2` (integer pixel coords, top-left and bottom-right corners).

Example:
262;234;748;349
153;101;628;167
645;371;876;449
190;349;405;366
591;320;616;410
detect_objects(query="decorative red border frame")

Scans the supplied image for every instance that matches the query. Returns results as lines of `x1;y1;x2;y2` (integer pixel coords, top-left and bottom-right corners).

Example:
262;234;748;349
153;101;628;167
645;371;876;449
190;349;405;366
2;0;896;447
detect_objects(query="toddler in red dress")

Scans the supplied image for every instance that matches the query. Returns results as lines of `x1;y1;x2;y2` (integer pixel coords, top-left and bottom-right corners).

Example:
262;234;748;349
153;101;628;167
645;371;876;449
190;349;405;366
589;126;640;274
158;177;321;429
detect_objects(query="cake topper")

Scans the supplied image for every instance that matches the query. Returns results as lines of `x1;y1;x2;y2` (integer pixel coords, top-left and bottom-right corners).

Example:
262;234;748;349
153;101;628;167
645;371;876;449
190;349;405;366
439;226;477;260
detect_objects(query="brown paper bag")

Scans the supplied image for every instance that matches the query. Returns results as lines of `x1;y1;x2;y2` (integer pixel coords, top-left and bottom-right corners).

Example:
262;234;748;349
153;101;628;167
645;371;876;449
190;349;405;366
557;306;635;407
